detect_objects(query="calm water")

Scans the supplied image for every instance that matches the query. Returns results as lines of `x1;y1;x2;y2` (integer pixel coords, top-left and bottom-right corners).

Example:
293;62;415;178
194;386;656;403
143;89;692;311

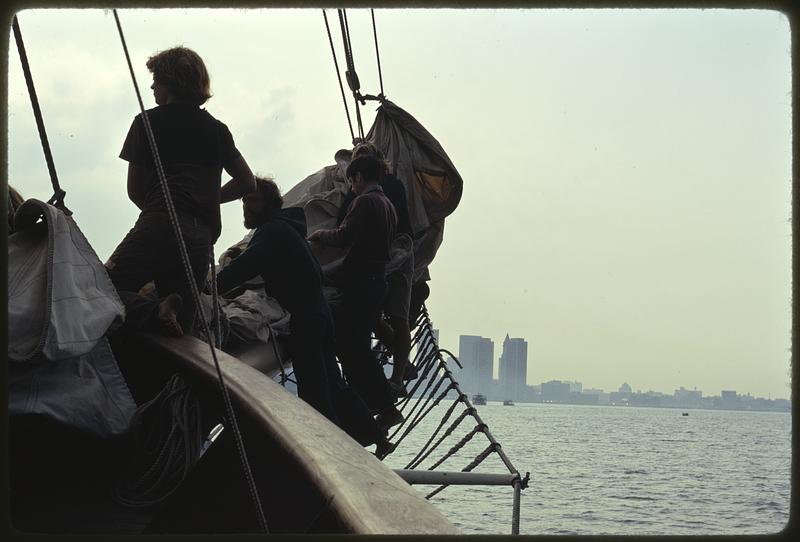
383;402;791;535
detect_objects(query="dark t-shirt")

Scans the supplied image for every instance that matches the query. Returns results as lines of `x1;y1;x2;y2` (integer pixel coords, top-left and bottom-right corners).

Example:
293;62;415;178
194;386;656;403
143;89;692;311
119;103;241;241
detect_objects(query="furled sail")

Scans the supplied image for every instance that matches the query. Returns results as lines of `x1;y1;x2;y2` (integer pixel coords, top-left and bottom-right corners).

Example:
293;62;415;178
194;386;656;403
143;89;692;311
8;199;135;436
282;100;463;283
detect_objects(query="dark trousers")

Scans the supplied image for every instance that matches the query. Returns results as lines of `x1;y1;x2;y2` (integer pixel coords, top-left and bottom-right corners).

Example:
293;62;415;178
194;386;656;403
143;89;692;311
291;297;383;446
333;274;394;414
106;211;211;334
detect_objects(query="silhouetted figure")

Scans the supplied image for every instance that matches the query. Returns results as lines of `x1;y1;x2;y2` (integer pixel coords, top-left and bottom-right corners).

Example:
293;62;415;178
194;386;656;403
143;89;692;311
308;155;404;431
106;46;255;337
347;142;415;397
217;177;393;456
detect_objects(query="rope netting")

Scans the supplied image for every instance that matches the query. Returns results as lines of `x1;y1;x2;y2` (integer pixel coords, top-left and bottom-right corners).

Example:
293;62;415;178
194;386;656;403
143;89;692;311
379;305;529;497
274;301;529;533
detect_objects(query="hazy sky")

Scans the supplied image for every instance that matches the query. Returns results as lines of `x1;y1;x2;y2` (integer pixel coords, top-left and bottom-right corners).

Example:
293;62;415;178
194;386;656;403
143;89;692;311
6;8;792;399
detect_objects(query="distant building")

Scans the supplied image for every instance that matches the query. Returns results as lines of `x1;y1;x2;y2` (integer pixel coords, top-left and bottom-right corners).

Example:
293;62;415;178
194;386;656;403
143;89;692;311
498;334;528;401
565;381;583;393
619;382;632;394
541;380;570;403
582;388;610;405
719;389;741;409
458;335;494;394
674;386;702;407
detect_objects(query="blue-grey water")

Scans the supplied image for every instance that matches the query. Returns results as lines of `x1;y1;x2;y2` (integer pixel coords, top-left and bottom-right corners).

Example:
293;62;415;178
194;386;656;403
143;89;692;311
383;402;791;535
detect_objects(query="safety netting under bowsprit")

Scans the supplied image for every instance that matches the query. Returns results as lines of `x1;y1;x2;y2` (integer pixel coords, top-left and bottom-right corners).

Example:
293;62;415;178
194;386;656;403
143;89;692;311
377;304;529;501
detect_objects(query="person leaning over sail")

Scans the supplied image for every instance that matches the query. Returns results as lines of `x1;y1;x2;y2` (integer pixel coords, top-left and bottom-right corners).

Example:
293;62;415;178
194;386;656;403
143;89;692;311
308;155;404;431
214;177;395;458
105;46;255;337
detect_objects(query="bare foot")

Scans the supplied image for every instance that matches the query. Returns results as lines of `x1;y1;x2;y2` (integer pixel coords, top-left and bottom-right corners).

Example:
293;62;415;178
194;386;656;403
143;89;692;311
157;293;184;337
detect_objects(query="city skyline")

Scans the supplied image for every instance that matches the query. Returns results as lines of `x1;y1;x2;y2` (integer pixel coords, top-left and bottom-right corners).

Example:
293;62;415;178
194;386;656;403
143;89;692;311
452;332;791;401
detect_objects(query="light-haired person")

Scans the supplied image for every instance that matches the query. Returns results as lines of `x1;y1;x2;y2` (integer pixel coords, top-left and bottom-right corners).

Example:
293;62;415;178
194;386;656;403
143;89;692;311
106;46;255;336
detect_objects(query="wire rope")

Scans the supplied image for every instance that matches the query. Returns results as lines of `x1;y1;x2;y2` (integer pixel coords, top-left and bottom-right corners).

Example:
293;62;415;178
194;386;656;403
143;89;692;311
11;15;70;214
112;10;268;533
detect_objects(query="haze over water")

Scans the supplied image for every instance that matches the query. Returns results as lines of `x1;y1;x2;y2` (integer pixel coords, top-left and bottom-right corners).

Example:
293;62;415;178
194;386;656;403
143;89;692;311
384;401;791;535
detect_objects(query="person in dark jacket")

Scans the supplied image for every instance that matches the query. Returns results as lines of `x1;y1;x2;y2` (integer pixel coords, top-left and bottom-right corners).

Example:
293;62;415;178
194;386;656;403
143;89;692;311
308;155;404;431
336;142;415;398
216;176;393;457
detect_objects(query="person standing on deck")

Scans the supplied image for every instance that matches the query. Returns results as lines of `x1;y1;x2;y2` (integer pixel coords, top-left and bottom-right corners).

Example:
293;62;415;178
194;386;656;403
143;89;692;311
308;155;404;431
215;177;394;457
106;46;255;337
337;142;415;398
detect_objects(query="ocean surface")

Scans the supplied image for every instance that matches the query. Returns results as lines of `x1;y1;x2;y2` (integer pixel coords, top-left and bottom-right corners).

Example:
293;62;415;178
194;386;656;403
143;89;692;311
383;401;791;535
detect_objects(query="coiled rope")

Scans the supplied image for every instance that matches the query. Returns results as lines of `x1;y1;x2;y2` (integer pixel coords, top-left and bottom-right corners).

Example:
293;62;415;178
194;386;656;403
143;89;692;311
112;10;268;533
112;374;204;507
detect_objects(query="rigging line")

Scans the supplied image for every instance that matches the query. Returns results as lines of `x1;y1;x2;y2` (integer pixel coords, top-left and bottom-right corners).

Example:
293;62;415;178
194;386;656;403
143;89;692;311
209;246;222;348
427;425;483;472
265;322;292;386
426;443;495;500
11;15;71;214
338;9;364;140
389;367;448;442
393;379;455;446
428;342;521;476
112;10;269;534
370;9;384;98
405;402;465;469
407;403;472;470
322;10;356;144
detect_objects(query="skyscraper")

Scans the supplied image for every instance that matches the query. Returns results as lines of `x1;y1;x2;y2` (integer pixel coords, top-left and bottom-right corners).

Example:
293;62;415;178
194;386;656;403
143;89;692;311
458;335;494;394
499;334;528;401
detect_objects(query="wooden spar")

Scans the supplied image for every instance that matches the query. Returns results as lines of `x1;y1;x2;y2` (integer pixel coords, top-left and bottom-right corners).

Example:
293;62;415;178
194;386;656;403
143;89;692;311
132;331;460;535
394;469;519;486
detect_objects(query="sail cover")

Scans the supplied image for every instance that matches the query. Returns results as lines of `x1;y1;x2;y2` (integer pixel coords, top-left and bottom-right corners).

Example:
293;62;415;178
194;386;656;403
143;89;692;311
8;199;125;360
282;100;463;283
8;199;135;436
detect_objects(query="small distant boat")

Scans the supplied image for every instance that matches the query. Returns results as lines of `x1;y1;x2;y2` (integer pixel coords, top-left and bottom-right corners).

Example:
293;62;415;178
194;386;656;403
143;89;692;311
472;394;487;406
682;412;689;416
503;400;515;406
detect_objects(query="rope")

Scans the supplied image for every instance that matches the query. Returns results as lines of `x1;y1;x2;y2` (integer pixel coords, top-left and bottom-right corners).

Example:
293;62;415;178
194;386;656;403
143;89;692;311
426;424;485;472
392;379;455;445
406;406;473;471
209;247;222;349
112;374;203;508
112;10;268;533
11;15;71;215
404;394;465;469
370;9;385;99
266;322;295;386
322;10;356;144
425;443;496;500
338;9;365;140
